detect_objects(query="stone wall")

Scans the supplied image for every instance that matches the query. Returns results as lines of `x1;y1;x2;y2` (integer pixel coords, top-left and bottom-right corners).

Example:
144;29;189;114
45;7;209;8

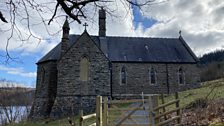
50;32;110;118
29;61;57;120
111;62;200;96
168;64;200;92
50;96;96;118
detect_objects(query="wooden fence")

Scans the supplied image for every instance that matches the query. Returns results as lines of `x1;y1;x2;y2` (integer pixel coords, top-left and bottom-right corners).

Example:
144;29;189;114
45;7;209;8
154;92;181;126
70;93;181;126
79;110;96;126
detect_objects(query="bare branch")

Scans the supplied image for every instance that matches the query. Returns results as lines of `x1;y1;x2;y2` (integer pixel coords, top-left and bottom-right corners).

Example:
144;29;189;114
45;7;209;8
1;0;159;63
0;11;8;23
48;3;60;25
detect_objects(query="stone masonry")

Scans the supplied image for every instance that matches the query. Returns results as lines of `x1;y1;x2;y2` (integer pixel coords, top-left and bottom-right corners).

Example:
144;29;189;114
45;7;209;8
29;8;200;120
50;32;111;118
111;63;200;96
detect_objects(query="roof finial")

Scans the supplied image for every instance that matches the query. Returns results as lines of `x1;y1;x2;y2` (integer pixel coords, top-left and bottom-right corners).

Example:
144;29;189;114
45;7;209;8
179;30;182;37
83;22;88;31
63;16;69;29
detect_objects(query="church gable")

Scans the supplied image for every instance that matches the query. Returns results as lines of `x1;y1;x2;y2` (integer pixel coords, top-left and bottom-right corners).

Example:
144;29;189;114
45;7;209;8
57;31;110;96
30;8;200;120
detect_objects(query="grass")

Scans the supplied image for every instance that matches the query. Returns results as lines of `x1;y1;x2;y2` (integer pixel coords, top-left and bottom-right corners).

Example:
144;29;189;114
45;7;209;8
9;78;224;126
10;116;96;126
163;78;224;109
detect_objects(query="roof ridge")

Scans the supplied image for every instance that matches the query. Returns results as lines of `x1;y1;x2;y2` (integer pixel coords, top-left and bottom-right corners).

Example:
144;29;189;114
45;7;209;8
69;34;178;39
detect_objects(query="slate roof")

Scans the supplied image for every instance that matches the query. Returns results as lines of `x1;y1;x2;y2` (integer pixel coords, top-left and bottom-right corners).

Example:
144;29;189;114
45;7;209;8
37;34;198;64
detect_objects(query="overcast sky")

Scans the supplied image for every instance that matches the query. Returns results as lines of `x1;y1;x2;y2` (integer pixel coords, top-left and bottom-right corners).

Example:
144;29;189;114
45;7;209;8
0;0;223;87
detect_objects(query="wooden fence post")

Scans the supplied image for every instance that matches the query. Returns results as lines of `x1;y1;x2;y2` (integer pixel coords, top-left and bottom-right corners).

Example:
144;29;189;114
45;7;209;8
148;96;155;126
79;110;83;126
103;97;108;126
161;94;167;120
96;96;102;126
153;95;160;124
175;92;181;124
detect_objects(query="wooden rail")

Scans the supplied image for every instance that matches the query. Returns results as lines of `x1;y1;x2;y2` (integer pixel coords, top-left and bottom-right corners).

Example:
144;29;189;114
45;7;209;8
79;110;97;126
75;92;181;126
154;92;181;126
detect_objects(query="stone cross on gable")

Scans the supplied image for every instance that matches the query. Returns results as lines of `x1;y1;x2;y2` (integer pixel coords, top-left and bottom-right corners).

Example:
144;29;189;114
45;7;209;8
179;30;182;36
83;22;88;31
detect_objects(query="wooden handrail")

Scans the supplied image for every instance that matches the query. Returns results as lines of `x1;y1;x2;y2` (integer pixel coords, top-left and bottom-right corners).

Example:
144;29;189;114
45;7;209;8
158;116;181;126
107;99;147;104
153;99;179;111
155;107;181;119
81;113;96;120
108;107;144;111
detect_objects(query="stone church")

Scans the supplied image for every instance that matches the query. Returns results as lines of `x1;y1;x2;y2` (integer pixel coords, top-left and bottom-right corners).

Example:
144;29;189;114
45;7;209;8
29;8;200;119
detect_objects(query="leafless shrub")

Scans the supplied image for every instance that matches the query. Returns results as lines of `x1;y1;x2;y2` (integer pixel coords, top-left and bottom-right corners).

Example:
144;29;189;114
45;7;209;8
0;82;34;125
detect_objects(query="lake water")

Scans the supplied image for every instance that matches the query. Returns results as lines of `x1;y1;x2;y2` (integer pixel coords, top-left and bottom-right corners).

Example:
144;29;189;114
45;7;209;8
0;106;30;125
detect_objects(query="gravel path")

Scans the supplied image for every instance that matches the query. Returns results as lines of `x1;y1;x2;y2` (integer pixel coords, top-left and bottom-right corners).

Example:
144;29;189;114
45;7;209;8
114;102;155;125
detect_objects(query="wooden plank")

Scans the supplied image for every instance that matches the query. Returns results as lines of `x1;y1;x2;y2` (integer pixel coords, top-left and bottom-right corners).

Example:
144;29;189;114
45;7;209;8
115;103;143;126
153;95;159;124
158;116;180;126
155;108;181;119
112;94;157;97
89;123;96;126
108;99;147;104
82;113;96;120
108;114;148;119
175;92;181;124
161;94;167;120
148;96;155;126
79;110;83;126
103;97;108;126
108;107;144;111
130;115;149;118
96;96;102;126
153;99;180;111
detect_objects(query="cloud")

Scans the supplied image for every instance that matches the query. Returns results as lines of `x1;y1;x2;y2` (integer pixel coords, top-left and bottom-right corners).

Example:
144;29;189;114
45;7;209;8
1;0;223;58
0;0;63;56
139;0;224;56
0;79;26;88
0;65;36;78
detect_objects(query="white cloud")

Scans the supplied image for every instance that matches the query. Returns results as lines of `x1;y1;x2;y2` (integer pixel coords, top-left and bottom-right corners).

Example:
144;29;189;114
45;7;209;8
140;0;224;56
0;80;26;88
0;65;36;78
1;0;223;57
0;0;62;56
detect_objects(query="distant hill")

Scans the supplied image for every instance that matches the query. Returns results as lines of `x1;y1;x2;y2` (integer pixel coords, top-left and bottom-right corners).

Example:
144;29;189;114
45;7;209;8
199;50;224;64
199;50;224;82
0;87;35;106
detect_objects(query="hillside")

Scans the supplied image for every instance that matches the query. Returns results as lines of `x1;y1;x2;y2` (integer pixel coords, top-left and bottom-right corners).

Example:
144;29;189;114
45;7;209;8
199;50;224;82
8;78;224;126
199;50;224;64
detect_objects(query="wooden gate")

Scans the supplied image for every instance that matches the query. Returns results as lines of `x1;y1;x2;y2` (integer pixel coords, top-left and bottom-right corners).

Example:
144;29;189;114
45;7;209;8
94;93;181;126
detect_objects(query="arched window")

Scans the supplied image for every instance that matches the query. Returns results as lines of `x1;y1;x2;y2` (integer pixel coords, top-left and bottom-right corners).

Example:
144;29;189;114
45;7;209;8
120;67;126;85
150;67;156;84
80;57;89;81
178;67;184;84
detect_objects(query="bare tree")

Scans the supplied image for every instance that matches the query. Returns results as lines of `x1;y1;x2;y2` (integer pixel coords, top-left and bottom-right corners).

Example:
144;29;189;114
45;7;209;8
0;80;34;125
0;0;162;62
